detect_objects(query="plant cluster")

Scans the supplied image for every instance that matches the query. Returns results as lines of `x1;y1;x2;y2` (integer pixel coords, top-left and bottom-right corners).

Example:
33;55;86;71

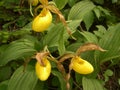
0;0;120;90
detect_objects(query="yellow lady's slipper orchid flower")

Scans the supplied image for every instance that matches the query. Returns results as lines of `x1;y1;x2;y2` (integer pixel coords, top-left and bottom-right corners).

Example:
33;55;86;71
32;8;52;32
71;56;94;74
35;58;51;81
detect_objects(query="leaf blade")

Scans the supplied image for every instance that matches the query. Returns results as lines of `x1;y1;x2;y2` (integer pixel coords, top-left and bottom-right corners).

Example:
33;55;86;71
95;23;120;63
82;77;104;90
0;39;36;66
68;1;95;20
8;65;38;90
53;0;68;10
52;70;67;90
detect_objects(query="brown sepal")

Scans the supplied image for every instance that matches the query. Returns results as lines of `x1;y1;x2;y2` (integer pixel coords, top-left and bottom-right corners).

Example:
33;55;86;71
35;52;49;66
76;43;106;56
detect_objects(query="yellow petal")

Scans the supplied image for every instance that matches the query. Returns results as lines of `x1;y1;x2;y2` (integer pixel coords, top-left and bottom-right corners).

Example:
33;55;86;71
71;56;94;74
32;8;52;32
39;0;48;5
35;58;51;81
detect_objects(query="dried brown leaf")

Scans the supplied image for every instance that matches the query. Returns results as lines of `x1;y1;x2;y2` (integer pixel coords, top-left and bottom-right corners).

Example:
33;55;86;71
76;43;106;55
35;52;49;66
59;53;75;63
57;63;66;76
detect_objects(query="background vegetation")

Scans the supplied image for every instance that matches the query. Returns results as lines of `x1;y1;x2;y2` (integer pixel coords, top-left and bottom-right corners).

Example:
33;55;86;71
0;0;120;90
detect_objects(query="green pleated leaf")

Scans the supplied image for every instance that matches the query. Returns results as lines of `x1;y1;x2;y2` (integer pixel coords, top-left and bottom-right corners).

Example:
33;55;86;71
95;23;120;63
82;77;104;90
43;23;66;55
58;30;66;55
97;6;110;16
83;11;95;30
43;20;81;55
80;31;98;43
93;6;101;19
53;0;68;10
0;80;9;90
33;80;45;90
68;0;77;7
68;20;82;32
52;70;67;90
68;1;95;20
93;6;111;19
67;43;82;52
44;20;81;46
64;20;82;41
8;65;38;90
43;23;65;47
94;25;107;38
0;39;36;66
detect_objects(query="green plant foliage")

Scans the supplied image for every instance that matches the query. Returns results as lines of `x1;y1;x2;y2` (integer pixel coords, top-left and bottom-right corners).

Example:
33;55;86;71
83;11;95;30
0;66;12;82
82;77;105;90
0;38;37;66
93;7;101;19
0;0;120;90
53;0;68;10
112;0;118;3
33;80;45;90
52;70;67;90
94;25;107;38
67;0;97;30
8;65;38;90
118;78;120;85
0;80;9;90
103;69;113;82
68;0;77;7
92;0;104;5
80;31;98;43
68;1;95;20
95;23;120;63
42;23;65;55
42;20;81;55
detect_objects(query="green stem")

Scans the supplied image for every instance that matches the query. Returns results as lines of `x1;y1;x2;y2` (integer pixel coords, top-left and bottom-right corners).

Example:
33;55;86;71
30;3;34;17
